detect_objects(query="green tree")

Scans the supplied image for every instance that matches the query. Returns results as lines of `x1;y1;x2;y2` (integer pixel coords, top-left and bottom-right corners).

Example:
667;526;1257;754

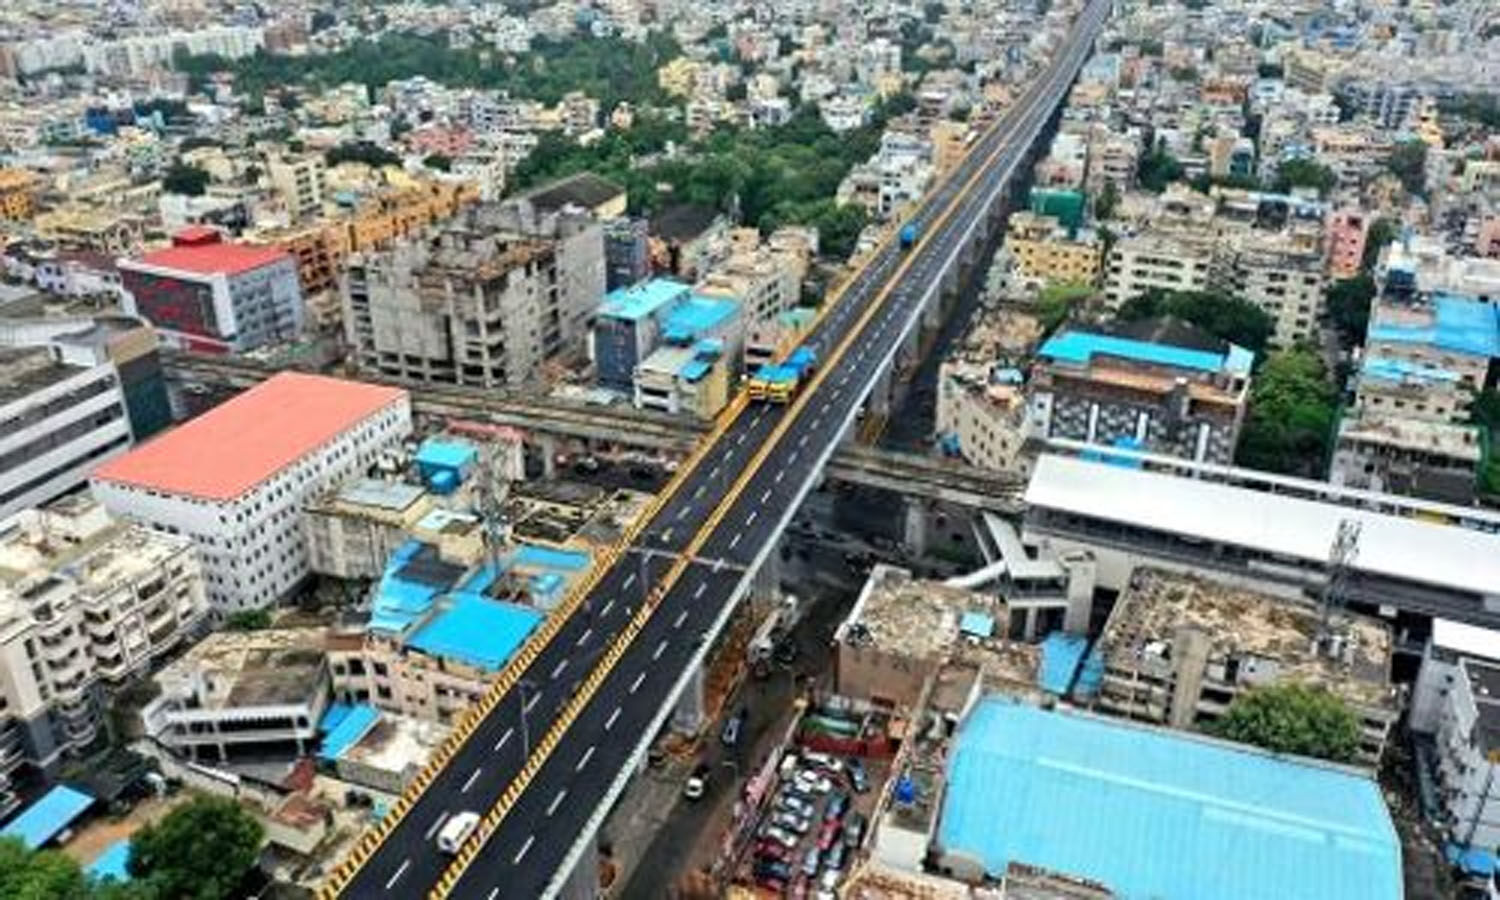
1361;217;1399;273
1037;282;1093;333
1209;682;1361;763
325;141;402;168
0;836;90;899
1272;157;1337;195
1235;349;1337;477
422;153;452;172
1136;144;1183;193
161;163;210;196
128;796;263;900
1324;274;1376;348
1385;140;1427;196
1094;180;1120;220
224;609;272;631
1117;288;1276;357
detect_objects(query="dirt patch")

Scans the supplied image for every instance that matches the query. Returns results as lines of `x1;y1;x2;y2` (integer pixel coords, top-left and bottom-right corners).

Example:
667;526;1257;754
61;794;189;867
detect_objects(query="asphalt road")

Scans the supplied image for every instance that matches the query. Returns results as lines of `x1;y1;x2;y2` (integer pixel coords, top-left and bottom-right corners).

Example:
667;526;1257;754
340;5;1108;897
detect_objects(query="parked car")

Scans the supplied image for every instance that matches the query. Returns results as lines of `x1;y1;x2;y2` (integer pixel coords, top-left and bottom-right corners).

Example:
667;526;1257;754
772;811;810;834
683;763;709;800
845;757;870;793
775;793;814;818
756;841;791;863
762;825;798;849
803;751;842;774
816;819;842;852
843;811;866;849
825;791;849;822
802;847;821;878
755;859;794;882
824;842;846;874
721;706;748;747
795;769;833;794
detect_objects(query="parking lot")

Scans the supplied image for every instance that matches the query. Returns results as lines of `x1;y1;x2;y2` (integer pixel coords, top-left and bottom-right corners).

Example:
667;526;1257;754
738;747;887;898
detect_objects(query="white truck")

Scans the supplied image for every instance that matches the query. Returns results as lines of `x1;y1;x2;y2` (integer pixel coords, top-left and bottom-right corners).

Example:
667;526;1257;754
748;594;801;678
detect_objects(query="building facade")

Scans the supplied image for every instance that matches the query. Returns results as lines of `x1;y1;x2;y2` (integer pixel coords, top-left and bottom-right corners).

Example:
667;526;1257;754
1101;231;1217;309
0;496;206;811
118;227;304;353
342;202;603;388
1026;321;1252;465
92;373;411;615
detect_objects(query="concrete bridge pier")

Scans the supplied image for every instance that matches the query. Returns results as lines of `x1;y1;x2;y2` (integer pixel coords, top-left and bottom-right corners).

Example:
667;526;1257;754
903;498;930;558
539;433;558;479
751;539;782;610
670;661;706;735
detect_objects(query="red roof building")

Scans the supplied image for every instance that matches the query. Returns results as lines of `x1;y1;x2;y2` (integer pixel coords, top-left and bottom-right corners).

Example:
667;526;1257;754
118;228;305;353
90;372;411;613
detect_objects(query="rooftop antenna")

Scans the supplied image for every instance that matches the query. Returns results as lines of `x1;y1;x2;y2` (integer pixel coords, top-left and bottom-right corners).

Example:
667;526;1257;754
474;440;510;580
1319;518;1361;642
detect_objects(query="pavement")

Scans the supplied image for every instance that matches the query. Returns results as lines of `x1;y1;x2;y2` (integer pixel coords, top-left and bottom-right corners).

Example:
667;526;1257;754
336;6;1109;896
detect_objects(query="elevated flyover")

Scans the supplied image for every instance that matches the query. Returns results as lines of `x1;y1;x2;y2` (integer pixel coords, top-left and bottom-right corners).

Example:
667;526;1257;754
165;352;1026;509
323;3;1108;896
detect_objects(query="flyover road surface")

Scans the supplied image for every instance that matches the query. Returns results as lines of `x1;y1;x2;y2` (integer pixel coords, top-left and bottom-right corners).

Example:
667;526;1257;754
328;3;1108;897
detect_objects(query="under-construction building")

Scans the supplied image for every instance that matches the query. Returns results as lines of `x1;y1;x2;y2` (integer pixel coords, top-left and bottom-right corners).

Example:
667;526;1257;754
341;201;604;388
1094;567;1399;765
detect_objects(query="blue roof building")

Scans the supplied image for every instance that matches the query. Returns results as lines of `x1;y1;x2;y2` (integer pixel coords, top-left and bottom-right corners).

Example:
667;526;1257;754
1032;318;1253;466
1;785;94;850
935;701;1402;900
593;278;744;395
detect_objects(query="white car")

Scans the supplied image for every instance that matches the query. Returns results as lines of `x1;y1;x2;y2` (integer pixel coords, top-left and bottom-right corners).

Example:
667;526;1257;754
436;811;481;854
762;825;799;849
796;770;833;794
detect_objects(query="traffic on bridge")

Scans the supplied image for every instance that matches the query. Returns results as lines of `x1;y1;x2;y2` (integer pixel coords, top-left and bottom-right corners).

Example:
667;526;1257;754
321;3;1109;896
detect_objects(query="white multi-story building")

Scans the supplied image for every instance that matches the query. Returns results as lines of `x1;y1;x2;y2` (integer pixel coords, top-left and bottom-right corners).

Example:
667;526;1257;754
267;154;328;221
92;373;411;616
0;495;206;812
141;628;330;763
1411;619;1500;856
1101;231;1217;309
0;345;134;523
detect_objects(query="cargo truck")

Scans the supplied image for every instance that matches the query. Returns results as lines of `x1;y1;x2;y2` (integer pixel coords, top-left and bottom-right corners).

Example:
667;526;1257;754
747;342;819;403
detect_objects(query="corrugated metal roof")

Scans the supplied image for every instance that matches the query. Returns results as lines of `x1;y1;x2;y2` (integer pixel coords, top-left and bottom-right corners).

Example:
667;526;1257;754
1;785;93;849
599;278;692;321
408;595;541;671
130;240;290;277
938;701;1401;900
92;373;405;501
1039;330;1238;374
1369;295;1500;358
319;704;381;762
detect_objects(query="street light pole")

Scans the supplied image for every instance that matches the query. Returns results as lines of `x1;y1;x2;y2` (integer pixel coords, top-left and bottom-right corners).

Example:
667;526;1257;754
518;678;536;759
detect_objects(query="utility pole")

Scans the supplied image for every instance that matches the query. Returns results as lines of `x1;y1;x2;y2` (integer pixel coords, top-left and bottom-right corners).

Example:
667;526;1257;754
1319;518;1361;642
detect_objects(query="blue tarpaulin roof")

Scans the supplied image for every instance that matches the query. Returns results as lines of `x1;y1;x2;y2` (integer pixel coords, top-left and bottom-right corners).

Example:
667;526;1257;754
1369;295;1500;358
958;612;994;638
600;278;691;321
939;701;1401;900
319;704;381;762
319;701;355;736
513;545;590;572
663;296;737;341
416;438;477;471
2;785;93;849
1448;843;1496;876
1362;355;1462;385
408;595;542;671
1038;632;1088;694
1041;330;1244;375
88;839;131;881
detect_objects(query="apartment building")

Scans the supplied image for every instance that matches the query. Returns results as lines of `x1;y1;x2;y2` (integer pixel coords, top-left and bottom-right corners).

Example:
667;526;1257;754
1027;319;1253;465
1094;567;1398;766
118;227;304;354
1411;620;1500;856
1228;242;1326;349
0;345;134;523
343;202;604;388
1101;231;1217;309
694;227;810;324
303;480;435;581
1325;209;1370;281
0;495;206;810
1331;415;1483;504
1002;211;1102;287
936;364;1031;476
1363;294;1498;411
92;373;411;615
141;628;330;763
267;155;329;221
